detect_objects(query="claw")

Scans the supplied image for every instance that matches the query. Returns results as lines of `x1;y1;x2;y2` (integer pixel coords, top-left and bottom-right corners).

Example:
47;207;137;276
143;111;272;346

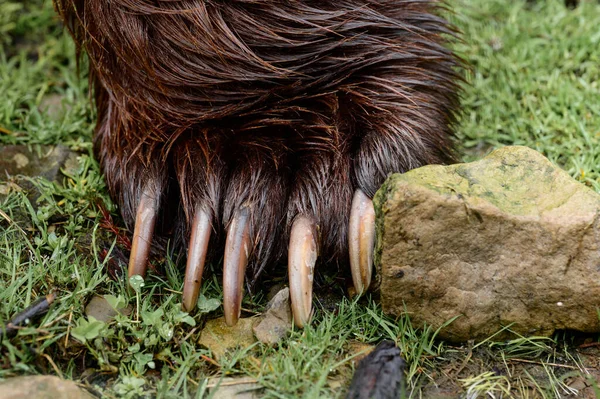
288;215;318;328
349;189;376;295
223;208;251;326
128;182;160;281
182;208;212;312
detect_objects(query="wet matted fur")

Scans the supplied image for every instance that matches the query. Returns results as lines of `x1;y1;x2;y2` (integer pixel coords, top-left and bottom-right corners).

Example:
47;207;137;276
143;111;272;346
53;0;463;285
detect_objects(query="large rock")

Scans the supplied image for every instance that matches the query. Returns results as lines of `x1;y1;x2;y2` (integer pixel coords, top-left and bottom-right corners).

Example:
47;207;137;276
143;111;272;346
0;375;95;399
374;146;600;341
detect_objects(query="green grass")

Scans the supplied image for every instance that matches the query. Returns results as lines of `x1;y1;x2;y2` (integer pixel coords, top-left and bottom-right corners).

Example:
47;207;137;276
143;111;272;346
1;0;600;398
454;0;600;191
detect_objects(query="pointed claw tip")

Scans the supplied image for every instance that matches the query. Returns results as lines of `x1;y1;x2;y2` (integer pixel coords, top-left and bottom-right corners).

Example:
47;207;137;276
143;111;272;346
128;183;160;280
349;189;376;297
182;208;212;313
181;295;196;314
288;215;318;329
224;311;239;327
292;304;312;329
222;209;251;329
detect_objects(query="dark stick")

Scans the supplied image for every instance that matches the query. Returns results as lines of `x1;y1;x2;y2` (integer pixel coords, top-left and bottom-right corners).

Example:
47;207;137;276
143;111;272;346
0;293;56;338
346;340;406;399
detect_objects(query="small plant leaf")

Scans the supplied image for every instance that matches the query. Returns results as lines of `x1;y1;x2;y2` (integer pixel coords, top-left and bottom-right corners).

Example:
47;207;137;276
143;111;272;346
128;343;140;354
173;310;196;327
134;352;154;369
197;294;220;314
104;294;127;311
158;322;174;340
129;275;145;293
141;308;164;327
71;316;106;343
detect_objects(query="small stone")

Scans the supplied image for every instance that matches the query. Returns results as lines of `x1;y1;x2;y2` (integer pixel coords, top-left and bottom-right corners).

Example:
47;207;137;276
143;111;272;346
0;375;95;399
265;282;286;301
62;154;81;178
0;145;76;183
252;287;292;345
567;376;588;391
0;145;79;220
374;146;600;341
39;94;70;120
84;296;132;323
207;377;262;399
198;317;256;361
85;296;117;323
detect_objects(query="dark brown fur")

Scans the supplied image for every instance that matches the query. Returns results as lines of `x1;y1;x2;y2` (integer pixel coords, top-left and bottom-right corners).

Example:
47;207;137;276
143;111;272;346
53;0;462;285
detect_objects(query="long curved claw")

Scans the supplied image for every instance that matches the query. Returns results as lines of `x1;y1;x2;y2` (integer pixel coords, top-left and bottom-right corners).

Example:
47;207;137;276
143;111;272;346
182;208;212;312
288;215;318;328
128;183;160;281
349;189;376;296
223;208;251;326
